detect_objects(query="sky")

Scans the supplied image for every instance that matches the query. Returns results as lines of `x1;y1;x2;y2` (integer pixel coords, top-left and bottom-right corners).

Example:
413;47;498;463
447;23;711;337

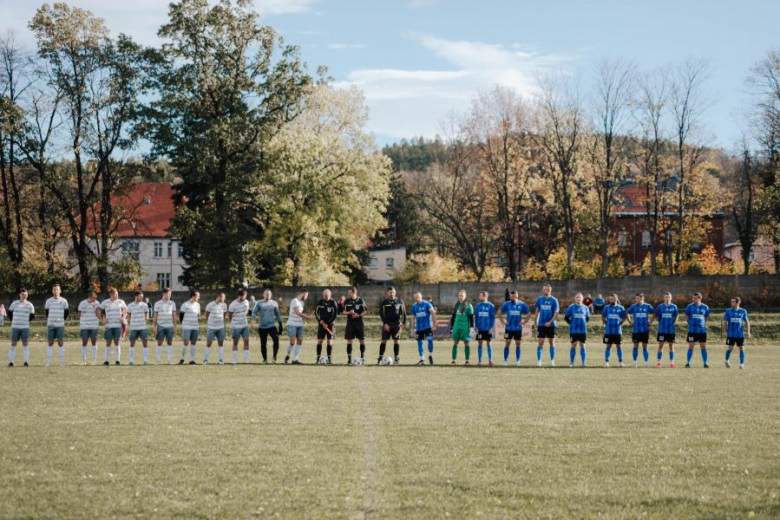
2;0;779;149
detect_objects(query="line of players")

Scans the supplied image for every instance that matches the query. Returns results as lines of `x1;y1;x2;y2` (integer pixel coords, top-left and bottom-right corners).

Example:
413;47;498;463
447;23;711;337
5;283;751;369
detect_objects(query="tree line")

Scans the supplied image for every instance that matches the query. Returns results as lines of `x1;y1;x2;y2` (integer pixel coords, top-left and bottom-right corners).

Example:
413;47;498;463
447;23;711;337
377;56;780;282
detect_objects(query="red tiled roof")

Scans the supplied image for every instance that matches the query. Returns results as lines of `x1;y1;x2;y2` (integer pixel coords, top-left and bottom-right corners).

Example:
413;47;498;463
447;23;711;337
87;182;177;238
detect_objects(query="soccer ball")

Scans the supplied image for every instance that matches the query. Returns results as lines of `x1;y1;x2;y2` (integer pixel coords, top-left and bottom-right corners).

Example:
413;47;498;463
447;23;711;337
317;356;329;365
351;357;364;365
381;356;394;365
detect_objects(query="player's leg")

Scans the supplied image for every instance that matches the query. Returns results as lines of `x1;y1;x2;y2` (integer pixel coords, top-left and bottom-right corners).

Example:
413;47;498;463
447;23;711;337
463;338;471;365
259;328;268;363
738;343;745;369
285;326;295;363
515;337;522;367
685;338;695;368
128;333;137;366
392;328;401;364
21;333;30;366
292;333;303;364
426;331;434;365
615;338;624;367
641;340;649;367
486;339;493;366
632;340;640;367
579;340;587;366
188;331;198;364
604;336;612;367
217;331;226;364
503;337;511;366
57;332;65;366
656;341;664;368
270;327;279;362
242;330;250;364
417;332;425;362
570;338;577;367
326;337;334;364
699;340;709;368
477;339;483;364
668;341;676;367
548;337;556;367
451;337;459;365
80;331;88;364
90;333;98;364
141;334;149;365
103;329;112;365
8;329;19;366
316;334;324;361
725;342;734;368
46;328;55;366
231;331;240;364
536;334;544;367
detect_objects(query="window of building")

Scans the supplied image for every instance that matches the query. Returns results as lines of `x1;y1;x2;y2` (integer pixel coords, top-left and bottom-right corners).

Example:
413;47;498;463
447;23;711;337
617;231;628;248
154;242;163;258
386;257;395;269
122;241;140;260
156;272;171;289
167;241;172;258
641;231;651;250
177;243;184;258
178;275;186;286
369;257;378;270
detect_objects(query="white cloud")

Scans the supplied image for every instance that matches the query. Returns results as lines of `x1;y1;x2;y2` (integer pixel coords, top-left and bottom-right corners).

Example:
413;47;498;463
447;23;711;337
334;35;575;139
327;43;366;50
254;0;319;15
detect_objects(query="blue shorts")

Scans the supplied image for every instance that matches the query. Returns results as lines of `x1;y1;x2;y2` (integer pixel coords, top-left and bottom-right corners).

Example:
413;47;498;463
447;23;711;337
11;328;29;343
156;326;174;342
104;327;122;341
287;325;304;338
207;329;226;342
80;329;99;341
182;329;199;342
47;326;65;342
232;326;250;340
129;329;148;342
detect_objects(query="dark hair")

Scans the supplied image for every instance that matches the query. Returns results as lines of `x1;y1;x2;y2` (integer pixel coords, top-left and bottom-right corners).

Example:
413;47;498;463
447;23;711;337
348;286;357;293
162;287;171;294
387;286;396;292
237;289;247;296
52;283;61;289
88;291;97;297
18;287;27;294
636;293;644;297
190;290;199;298
298;288;308;295
693;292;702;298
510;290;518;296
134;290;143;297
732;296;741;304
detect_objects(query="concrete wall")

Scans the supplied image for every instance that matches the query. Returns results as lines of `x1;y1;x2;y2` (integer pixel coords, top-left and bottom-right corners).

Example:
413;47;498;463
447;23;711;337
7;274;780;311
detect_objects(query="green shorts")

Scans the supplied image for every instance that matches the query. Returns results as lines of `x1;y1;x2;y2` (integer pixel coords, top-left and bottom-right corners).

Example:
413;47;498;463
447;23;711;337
451;327;471;343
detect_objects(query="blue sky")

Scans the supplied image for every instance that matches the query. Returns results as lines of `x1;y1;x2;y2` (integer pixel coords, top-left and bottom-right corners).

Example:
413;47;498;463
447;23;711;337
3;0;779;148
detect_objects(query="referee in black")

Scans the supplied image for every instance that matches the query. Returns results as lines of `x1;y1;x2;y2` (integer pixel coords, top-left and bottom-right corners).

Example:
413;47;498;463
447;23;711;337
343;287;368;364
378;286;406;364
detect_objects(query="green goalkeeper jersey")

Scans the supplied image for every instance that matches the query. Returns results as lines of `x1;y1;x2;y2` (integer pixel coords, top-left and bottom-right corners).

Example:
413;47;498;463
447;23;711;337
452;302;474;330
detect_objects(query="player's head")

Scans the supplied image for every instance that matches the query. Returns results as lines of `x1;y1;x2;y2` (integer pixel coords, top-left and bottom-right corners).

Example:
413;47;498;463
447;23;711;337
663;292;672;304
161;287;171;300
479;291;488;302
18;287;28;300
509;290;518;302
134;290;143;302
237;288;247;301
413;291;422;303
457;290;466;303
586;293;592;298
109;288;118;300
263;289;272;300
298;289;309;301
574;292;583;304
387;286;396;299
731;296;741;309
692;292;702;304
635;292;644;304
87;290;97;302
190;290;200;302
215;292;225;303
542;284;552;296
52;283;61;297
348;286;357;298
323;289;331;300
608;293;619;305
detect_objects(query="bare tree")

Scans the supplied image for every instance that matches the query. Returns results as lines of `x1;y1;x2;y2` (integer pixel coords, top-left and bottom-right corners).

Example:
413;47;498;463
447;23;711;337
727;142;764;274
588;58;636;275
669;58;711;273
536;72;585;275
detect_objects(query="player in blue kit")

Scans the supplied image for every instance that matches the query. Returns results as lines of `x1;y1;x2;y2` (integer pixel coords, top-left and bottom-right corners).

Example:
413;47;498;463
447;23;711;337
626;293;654;368
498;291;531;367
564;293;590;367
534;284;560;367
654;292;679;368
411;291;437;365
685;292;710;368
723;297;750;369
474;291;496;366
601;294;627;367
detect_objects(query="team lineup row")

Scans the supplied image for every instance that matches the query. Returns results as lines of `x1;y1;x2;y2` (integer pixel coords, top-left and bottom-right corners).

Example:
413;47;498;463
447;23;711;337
5;284;751;369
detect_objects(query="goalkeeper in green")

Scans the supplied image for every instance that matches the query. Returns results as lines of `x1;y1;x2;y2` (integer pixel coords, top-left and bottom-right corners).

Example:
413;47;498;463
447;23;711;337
450;290;475;365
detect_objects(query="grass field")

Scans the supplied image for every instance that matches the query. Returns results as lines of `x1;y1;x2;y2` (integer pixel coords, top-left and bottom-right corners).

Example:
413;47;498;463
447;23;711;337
1;322;779;518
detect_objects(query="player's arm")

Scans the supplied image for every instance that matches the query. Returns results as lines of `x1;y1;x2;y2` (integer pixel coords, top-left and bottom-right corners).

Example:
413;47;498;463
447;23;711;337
533;306;539;327
489;306;495;332
548;309;559;327
497;309;506;325
722;316;728;339
152;309;159;328
275;305;283;325
172;306;178;329
745;315;751;339
400;301;407;328
564;308;572;324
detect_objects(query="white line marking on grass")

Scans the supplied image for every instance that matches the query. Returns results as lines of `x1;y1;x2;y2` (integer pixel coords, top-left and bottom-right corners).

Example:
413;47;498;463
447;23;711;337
355;369;377;520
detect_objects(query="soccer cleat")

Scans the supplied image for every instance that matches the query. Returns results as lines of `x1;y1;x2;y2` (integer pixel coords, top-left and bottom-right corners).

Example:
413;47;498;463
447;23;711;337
685;364;691;368
569;363;574;368
262;359;268;364
644;361;650;368
189;361;196;365
550;360;555;367
291;360;301;365
104;361;109;366
619;361;625;368
115;361;120;366
725;360;731;368
536;360;542;367
503;361;508;367
739;364;744;369
347;356;352;365
477;361;483;366
604;362;610;368
669;363;676;368
464;361;470;365
515;361;521;367
23;362;29;367
328;356;333;365
488;361;494;367
377;356;383;365
272;357;277;364
703;364;709;368
202;360;209;365
143;361;148;366
179;359;185;365
632;361;638;368
394;356;400;365
428;355;434;365
416;359;425;365
129;361;134;366
7;362;12;367
655;362;662;368
284;355;290;364
218;359;224;365
450;360;456;365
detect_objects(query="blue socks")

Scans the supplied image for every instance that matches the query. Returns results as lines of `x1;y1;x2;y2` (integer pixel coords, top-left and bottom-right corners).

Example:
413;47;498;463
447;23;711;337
617;347;623;362
670;351;675;362
487;345;493;362
701;348;708;365
643;348;649;363
686;349;694;364
504;346;509;362
417;340;424;358
605;348;611;362
427;337;434;353
632;347;639;361
550;346;555;362
739;350;745;364
478;346;483;362
536;346;543;362
580;347;586;364
725;350;732;361
515;346;521;361
657;351;662;361
570;347;576;364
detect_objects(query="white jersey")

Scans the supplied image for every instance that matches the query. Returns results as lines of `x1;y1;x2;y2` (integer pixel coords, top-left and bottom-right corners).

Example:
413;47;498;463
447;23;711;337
45;296;69;327
228;299;250;328
9;300;34;329
78;299;101;330
205;301;227;330
287;298;304;327
180;300;200;330
101;299;127;328
154;299;177;328
127;301;149;331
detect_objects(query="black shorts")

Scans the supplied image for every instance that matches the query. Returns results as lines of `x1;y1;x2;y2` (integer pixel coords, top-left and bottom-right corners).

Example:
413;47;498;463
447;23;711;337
570;333;586;344
632;332;650;344
504;330;522;341
603;334;622;345
594;306;604;314
415;328;433;341
345;320;365;341
657;333;676;344
475;330;492;341
537;326;556;339
687;332;707;344
726;337;745;347
317;324;335;340
381;322;402;341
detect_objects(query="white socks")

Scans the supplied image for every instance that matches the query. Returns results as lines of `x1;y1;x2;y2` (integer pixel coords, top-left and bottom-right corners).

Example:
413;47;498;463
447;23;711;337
143;347;149;364
232;350;238;364
218;346;224;362
105;346;111;362
129;346;135;363
180;345;187;361
9;346;15;363
46;346;53;365
243;350;249;364
92;345;97;362
167;345;173;363
59;346;65;365
156;345;162;363
293;344;301;361
190;345;196;362
203;346;211;362
81;346;87;362
23;346;29;364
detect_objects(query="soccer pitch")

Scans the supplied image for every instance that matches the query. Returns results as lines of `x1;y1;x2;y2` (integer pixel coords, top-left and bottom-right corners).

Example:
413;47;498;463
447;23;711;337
1;338;778;519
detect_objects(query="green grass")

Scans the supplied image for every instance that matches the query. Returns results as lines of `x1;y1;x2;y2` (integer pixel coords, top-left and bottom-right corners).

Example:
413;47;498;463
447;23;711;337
0;331;778;518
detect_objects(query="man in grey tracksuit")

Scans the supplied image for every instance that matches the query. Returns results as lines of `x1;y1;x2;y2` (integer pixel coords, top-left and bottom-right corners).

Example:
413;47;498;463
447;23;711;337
252;289;284;363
